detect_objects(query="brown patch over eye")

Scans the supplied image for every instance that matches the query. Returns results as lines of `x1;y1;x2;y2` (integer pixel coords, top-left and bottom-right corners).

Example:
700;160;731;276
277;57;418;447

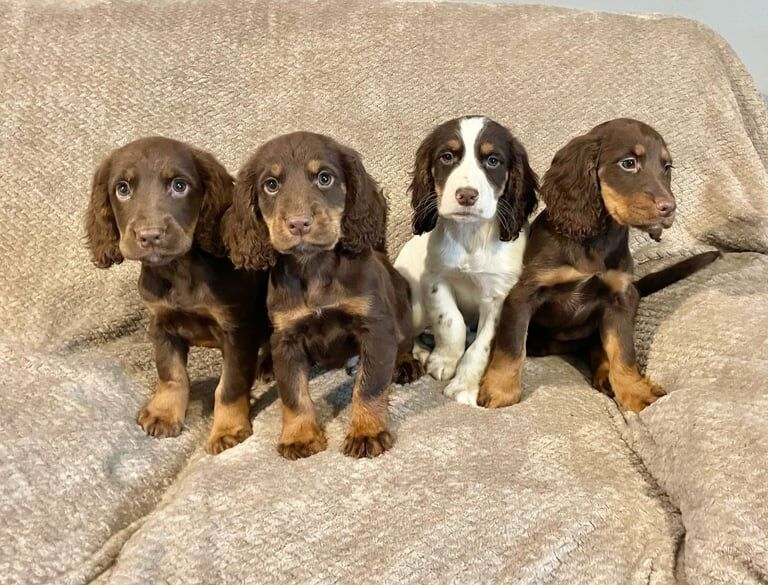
446;138;460;150
307;160;320;174
270;163;282;176
633;144;646;157
480;142;495;155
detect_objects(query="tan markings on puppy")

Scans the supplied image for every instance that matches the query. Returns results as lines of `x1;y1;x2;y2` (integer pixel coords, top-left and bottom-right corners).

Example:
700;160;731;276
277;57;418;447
480;142;495;155
137;379;189;438
603;330;665;412
207;392;252;455
123;168;135;181
269;163;282;177
278;369;327;459
342;389;392;458
600;184;632;225
446;138;460;150
535;266;590;287
601;270;633;295
477;350;523;408
590;345;612;395
633;144;646;157
661;148;670;161
393;352;425;384
307;159;320;174
271;295;371;331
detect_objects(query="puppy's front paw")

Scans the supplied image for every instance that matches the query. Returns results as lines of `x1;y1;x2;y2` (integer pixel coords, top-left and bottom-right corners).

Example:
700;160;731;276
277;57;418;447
443;377;479;406
394;353;425;384
614;377;666;413
137;406;184;438
206;425;252;455
342;430;392;458
278;423;327;460
477;373;521;409
426;349;461;381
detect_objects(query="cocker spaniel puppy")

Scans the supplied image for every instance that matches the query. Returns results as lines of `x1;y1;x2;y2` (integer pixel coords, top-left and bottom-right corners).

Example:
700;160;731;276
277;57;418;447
395;116;538;405
85;137;271;454
479;118;720;412
223;132;422;459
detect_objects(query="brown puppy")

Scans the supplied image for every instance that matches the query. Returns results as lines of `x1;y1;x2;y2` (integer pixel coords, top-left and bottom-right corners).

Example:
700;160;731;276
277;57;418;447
85;137;270;454
479;119;719;412
223;132;422;459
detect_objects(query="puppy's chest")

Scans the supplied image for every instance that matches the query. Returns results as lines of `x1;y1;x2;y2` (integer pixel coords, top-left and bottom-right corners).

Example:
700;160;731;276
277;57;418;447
269;283;370;334
439;241;523;297
140;274;232;347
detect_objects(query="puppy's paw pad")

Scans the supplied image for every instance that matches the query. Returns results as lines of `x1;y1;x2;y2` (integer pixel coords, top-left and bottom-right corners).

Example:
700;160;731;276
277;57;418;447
342;431;393;458
137;408;184;439
206;426;252;455
277;433;328;460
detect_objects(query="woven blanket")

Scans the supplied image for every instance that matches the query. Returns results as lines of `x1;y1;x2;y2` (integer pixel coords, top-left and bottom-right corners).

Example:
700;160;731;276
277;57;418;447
0;1;766;583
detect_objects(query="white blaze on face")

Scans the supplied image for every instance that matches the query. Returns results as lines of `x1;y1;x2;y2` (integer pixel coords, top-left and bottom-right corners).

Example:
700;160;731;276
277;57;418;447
439;116;497;221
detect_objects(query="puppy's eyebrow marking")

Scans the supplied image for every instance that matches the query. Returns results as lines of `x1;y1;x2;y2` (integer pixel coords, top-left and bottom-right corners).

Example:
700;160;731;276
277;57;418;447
307;159;320;174
446;138;460;150
269;163;282;176
661;148;670;161
122;168;135;181
480;142;495;155
633;144;646;157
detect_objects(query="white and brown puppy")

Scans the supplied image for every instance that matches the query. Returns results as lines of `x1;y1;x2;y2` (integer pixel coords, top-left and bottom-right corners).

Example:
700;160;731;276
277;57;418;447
395;116;538;405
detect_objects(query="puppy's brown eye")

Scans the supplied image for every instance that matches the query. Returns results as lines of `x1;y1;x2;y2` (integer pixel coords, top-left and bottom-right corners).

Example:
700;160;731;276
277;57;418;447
486;155;500;169
619;158;637;171
171;178;189;197
440;151;455;164
115;181;131;200
264;178;280;195
316;171;334;189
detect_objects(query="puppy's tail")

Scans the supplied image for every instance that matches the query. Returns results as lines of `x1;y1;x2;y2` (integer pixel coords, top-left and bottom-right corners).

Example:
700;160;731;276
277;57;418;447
635;251;721;297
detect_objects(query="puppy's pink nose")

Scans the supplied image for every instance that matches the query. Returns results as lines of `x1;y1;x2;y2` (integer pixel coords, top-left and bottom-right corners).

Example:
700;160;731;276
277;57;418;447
656;200;676;216
287;215;313;236
455;187;479;207
136;226;166;248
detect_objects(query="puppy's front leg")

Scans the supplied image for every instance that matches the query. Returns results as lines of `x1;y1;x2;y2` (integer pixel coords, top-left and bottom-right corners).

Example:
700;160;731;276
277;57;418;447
343;318;397;458
478;282;539;409
444;295;504;406
206;338;257;455
273;332;327;460
138;324;190;438
600;285;665;412
423;277;466;381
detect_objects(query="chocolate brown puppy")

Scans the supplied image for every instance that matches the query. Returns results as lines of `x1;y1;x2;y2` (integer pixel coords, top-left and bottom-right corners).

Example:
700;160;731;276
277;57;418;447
223;132;422;459
85;137;271;454
479;119;719;412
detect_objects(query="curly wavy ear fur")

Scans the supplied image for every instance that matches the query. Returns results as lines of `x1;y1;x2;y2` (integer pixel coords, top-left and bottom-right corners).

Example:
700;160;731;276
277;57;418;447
540;130;606;241
193;148;235;257
408;136;438;234
498;137;539;241
337;146;387;255
222;171;276;271
84;155;123;268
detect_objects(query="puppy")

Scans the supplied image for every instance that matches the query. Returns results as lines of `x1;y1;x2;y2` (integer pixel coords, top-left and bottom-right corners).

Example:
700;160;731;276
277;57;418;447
479;118;720;412
85;137;270;454
223;132;422;459
394;116;538;405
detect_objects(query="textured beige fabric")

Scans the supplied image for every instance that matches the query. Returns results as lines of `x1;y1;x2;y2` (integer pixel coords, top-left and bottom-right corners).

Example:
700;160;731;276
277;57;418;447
0;0;766;584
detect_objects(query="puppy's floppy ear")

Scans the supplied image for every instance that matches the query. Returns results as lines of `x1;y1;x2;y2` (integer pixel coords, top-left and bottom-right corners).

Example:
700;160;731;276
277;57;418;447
84;154;123;268
498;137;539;241
337;145;387;255
408;134;438;234
221;166;276;271
192;147;234;257
540;130;605;240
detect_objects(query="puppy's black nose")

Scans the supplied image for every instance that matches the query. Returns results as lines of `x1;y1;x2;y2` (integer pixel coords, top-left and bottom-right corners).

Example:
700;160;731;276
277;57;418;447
287;215;313;236
136;227;166;248
455;187;479;207
656;200;676;216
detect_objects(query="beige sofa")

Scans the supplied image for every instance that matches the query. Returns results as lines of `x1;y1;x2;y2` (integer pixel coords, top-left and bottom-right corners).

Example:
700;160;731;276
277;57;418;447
1;1;767;583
